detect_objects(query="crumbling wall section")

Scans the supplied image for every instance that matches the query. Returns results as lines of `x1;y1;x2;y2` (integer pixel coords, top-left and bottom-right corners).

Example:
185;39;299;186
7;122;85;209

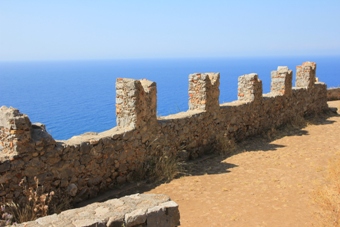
0;106;32;155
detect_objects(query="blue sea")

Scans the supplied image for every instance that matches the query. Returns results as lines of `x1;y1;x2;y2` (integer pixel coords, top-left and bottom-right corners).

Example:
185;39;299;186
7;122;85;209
1;56;339;140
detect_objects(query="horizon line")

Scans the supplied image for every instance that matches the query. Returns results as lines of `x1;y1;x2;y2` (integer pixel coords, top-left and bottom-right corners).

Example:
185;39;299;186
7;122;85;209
1;54;340;63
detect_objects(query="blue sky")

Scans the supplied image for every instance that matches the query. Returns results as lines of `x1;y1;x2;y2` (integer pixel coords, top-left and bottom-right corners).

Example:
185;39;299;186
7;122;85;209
1;1;340;61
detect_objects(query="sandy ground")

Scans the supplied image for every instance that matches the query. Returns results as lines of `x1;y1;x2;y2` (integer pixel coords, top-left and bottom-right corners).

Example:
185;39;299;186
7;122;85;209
145;101;340;227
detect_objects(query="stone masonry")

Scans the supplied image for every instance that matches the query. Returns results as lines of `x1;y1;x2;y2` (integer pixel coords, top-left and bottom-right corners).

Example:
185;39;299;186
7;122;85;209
238;73;263;103
296;61;316;88
327;87;340;101
0;106;32;155
116;78;157;129
17;194;180;227
189;73;220;112
271;66;293;96
0;61;329;220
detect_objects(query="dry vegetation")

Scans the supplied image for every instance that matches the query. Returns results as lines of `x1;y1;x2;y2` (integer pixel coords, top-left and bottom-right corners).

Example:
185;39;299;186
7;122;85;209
0;177;72;226
314;153;340;227
133;151;185;183
215;133;237;156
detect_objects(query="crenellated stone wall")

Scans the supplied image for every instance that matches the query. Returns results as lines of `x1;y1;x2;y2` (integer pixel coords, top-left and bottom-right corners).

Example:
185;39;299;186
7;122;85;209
0;61;329;209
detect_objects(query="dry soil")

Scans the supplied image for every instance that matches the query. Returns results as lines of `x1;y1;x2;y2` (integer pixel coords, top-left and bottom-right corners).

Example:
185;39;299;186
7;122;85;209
145;101;340;227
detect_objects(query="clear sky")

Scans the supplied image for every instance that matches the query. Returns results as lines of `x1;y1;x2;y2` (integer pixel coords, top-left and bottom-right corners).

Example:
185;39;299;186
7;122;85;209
1;1;340;61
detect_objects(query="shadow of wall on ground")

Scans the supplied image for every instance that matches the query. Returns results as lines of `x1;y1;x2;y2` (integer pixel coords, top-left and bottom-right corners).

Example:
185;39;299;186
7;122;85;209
76;110;339;208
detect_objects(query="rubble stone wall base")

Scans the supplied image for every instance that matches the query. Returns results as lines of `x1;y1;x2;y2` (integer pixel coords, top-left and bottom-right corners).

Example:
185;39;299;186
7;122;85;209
17;194;180;227
327;88;340;101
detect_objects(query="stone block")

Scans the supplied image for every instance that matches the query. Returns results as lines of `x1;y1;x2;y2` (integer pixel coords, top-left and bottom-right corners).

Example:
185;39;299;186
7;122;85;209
116;78;157;129
296;61;316;88
125;208;147;227
16;194;180;227
146;205;167;226
238;73;262;103
0;161;10;173
188;72;220;112
271;66;292;96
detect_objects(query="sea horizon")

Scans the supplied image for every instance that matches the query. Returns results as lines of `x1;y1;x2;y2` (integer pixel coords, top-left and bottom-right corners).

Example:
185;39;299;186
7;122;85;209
2;54;340;63
1;56;339;140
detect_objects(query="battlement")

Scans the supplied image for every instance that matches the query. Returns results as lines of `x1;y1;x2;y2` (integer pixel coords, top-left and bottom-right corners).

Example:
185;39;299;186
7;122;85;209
271;66;293;96
296;61;317;88
238;73;263;103
188;73;220;111
116;78;157;129
0;61;329;212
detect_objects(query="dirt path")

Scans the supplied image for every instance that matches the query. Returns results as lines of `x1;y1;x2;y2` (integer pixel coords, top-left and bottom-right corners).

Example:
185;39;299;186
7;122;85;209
145;101;340;227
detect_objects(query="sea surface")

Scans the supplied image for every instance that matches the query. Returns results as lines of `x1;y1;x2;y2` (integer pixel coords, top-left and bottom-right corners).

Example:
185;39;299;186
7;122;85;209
1;56;339;140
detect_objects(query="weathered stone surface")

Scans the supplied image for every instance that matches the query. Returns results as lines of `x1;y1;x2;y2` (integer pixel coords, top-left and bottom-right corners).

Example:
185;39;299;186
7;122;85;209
146;200;180;227
35;214;59;225
0;106;32;156
116;78;157;129
160;201;181;227
271;66;293;96
125;208;147;227
327;88;340;101
296;61;316;88
17;194;179;227
238;73;262;103
147;205;167;226
31;123;55;145
189;73;220;111
0;161;10;173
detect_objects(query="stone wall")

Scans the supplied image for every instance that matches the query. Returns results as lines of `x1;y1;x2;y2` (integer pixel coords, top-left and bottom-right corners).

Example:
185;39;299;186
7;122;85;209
327;87;340;101
296;61;316;88
271;66;292;96
189;73;220;112
17;194;180;227
0;62;329;207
